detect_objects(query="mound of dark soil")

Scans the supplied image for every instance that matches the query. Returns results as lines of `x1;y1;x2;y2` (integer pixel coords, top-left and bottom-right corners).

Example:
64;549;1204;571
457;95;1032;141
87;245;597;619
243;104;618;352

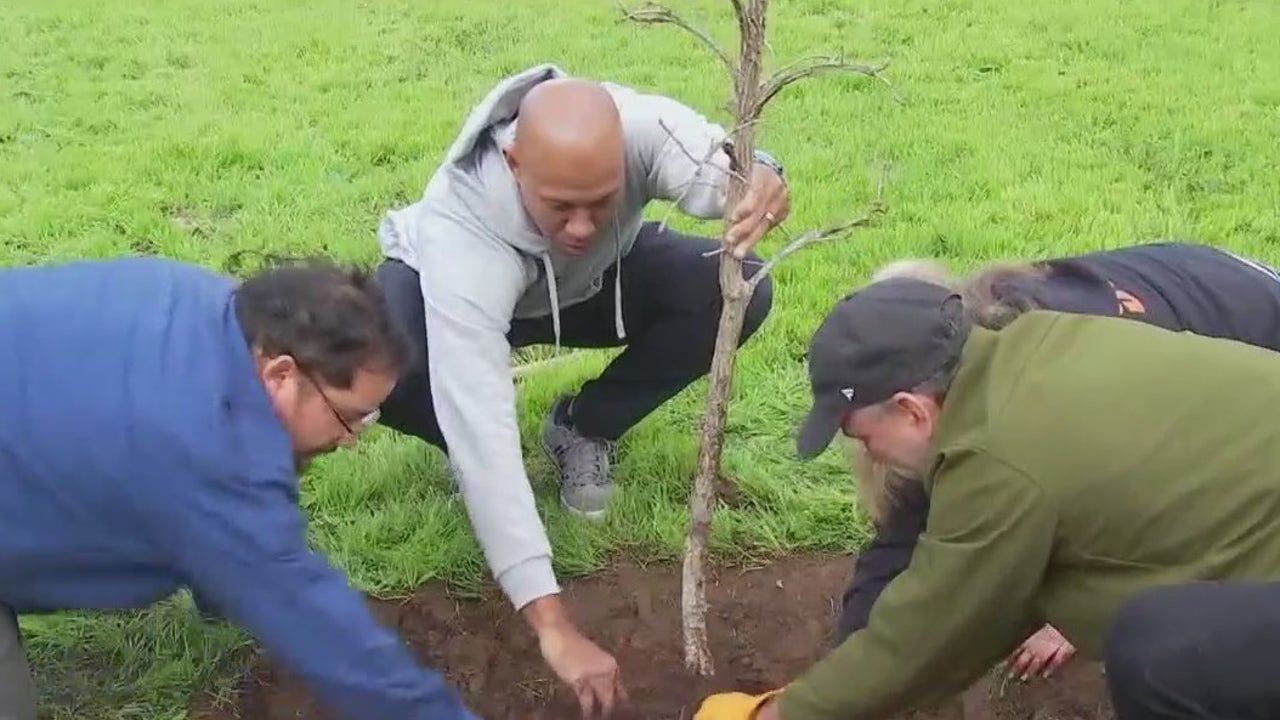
192;554;1113;720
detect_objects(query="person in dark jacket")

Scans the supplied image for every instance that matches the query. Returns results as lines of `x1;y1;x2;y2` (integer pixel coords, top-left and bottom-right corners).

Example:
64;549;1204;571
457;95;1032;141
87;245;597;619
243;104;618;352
835;240;1280;680
0;256;480;720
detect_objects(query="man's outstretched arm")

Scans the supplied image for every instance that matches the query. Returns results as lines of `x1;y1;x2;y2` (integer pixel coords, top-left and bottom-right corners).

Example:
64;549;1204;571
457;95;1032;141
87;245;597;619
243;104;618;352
764;449;1055;720
415;242;624;716
165;466;480;720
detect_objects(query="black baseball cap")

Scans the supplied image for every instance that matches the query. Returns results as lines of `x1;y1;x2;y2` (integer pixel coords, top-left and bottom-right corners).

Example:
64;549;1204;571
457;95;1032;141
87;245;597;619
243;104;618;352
796;277;971;459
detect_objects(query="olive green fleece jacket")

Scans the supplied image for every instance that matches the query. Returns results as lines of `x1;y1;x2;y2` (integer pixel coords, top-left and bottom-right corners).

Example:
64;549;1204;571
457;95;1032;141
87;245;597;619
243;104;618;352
780;309;1280;720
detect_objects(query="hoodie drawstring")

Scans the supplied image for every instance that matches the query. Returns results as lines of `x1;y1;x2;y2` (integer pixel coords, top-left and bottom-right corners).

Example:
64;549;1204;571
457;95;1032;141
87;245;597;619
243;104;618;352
540;253;562;354
540;212;627;357
613;214;626;341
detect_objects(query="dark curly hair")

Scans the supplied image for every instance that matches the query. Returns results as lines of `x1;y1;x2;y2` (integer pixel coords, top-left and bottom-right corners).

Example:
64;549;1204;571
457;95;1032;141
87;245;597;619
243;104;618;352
232;256;410;389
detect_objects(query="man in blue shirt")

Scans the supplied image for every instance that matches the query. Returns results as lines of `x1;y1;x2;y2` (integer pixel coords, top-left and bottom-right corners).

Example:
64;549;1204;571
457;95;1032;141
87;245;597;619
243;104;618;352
0;255;480;720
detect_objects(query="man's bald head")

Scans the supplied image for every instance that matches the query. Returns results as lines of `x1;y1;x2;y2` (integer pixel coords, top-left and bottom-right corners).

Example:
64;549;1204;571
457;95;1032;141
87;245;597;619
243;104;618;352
512;79;624;170
504;78;627;254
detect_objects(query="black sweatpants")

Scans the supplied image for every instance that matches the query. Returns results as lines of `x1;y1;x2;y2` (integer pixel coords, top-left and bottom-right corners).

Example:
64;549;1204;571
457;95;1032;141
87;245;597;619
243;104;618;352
1104;581;1280;719
375;222;774;451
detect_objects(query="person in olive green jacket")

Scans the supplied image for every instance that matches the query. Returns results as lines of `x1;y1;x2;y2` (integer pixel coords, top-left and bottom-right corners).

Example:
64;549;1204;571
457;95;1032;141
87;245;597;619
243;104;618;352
697;276;1280;720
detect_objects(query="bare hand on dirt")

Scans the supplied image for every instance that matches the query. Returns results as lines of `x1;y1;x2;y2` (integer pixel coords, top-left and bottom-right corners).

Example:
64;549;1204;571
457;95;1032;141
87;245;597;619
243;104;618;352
538;621;627;718
1007;623;1076;680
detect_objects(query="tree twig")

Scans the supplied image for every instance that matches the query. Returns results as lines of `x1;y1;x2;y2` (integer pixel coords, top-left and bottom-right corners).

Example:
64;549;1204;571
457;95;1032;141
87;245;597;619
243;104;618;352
658;125;734;233
618;1;736;76
726;0;749;62
655;117;765;233
747;164;890;290
755;55;890;119
657;118;755;187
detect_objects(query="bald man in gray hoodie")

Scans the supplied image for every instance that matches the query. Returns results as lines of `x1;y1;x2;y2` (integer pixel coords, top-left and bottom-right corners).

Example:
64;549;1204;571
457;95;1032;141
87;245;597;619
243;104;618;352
372;64;787;716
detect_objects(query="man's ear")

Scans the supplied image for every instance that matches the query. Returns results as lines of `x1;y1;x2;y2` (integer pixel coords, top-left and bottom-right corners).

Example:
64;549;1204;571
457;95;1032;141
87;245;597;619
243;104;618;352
258;353;298;394
893;392;934;427
503;143;520;173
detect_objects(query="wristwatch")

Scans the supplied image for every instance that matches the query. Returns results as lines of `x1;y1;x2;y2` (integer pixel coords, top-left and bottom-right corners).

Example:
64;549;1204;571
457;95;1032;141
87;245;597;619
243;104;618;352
752;148;786;183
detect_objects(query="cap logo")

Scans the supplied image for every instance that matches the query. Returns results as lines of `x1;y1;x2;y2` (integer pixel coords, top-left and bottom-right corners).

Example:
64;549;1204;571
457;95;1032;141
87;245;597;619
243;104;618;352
841;387;854;401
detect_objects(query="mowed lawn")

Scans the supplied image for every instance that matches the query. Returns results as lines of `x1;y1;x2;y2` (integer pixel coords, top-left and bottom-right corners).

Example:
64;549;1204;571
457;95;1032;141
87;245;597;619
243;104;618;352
4;0;1280;717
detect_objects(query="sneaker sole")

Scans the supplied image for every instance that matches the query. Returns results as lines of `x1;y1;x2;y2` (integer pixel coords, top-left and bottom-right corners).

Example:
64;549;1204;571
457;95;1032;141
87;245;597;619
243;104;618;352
560;493;607;522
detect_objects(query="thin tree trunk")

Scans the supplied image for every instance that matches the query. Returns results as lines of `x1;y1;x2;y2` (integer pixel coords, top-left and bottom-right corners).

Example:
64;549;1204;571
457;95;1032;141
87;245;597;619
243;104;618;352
621;0;889;677
682;283;750;674
682;0;766;675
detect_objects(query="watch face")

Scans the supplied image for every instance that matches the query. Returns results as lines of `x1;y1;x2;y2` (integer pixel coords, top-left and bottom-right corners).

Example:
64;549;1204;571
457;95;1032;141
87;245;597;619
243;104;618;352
752;149;784;177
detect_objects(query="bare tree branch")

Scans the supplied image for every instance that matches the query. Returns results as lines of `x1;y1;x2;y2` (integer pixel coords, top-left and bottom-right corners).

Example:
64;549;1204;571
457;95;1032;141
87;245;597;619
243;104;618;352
659;136;725;233
618;1;736;76
755;55;890;118
728;0;749;50
657;118;761;186
654;118;755;229
747;164;890;291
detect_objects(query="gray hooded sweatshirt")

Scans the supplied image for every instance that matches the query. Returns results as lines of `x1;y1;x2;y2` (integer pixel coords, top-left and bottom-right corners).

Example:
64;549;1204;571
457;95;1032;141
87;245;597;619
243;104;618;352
376;64;736;610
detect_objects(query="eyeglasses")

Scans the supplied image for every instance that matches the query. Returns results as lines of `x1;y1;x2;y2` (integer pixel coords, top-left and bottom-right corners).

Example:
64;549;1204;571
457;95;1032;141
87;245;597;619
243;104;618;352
302;369;380;436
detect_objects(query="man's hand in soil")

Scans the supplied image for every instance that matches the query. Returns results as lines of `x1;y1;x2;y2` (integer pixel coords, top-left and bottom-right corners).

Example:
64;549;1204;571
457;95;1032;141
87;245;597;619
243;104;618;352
1007;623;1076;680
523;595;625;717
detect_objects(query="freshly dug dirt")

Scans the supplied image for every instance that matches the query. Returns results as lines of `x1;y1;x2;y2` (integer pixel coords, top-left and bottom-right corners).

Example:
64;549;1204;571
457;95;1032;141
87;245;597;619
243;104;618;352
192;554;1114;720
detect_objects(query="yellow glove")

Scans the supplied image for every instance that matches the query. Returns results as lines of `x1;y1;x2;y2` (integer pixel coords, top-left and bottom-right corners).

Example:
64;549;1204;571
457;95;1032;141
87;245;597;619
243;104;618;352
694;689;783;720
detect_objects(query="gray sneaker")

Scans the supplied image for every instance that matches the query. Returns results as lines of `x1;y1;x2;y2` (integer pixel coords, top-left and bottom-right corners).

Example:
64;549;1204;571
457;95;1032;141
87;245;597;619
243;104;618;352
539;395;613;519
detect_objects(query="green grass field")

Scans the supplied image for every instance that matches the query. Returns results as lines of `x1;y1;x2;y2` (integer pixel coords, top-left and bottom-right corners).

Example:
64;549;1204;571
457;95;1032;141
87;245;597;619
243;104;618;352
4;0;1280;716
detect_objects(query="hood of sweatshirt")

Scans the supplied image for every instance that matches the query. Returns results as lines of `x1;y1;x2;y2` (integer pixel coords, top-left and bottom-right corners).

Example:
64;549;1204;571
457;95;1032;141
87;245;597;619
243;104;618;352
416;63;628;348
